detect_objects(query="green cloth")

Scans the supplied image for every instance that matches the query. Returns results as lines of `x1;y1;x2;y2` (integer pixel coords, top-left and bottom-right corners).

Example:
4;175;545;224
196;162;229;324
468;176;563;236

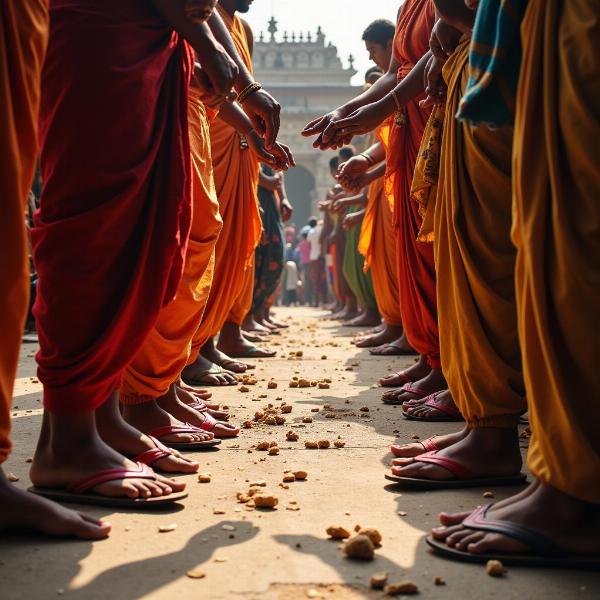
342;211;377;309
457;0;529;128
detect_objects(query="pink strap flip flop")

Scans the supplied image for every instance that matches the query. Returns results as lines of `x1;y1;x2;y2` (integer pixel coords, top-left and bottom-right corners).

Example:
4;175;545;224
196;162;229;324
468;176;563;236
188;400;230;422
133;436;174;467
29;462;188;507
196;413;239;438
390;435;439;457
402;392;464;422
147;424;221;450
380;370;412;388
385;451;527;490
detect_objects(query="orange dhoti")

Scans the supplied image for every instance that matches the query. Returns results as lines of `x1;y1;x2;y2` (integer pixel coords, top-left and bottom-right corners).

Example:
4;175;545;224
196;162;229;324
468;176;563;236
434;39;525;428
0;0;48;463
513;0;600;502
120;91;222;403
388;0;437;367
189;8;261;359
359;124;402;327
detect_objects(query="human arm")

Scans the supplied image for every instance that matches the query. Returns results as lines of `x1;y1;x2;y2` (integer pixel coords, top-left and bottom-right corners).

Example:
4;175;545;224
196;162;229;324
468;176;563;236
207;12;281;148
343;209;366;230
276;174;293;222
337;143;385;190
339;162;386;195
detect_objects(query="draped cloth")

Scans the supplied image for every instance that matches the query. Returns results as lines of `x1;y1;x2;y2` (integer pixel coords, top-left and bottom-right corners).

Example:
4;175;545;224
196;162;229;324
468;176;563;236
457;0;529;127
189;7;261;356
252;168;285;314
434;38;525;428
120;90;223;404
0;0;48;462
342;209;377;310
386;0;438;367
358;122;402;325
513;0;600;502
33;0;193;413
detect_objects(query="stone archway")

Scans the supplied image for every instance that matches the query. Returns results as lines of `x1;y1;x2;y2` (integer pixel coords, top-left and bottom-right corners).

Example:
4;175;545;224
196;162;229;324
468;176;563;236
284;164;316;230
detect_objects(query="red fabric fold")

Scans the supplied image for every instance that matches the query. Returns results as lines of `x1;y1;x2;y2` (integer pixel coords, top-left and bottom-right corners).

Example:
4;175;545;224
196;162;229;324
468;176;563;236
32;0;193;413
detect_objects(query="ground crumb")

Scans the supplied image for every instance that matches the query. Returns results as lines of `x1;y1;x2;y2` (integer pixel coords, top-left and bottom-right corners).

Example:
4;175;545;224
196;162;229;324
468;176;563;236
268;446;280;456
334;440;346;448
186;569;206;579
318;440;331;449
303;416;314;423
343;534;375;561
369;572;389;590
286;431;299;441
197;474;211;483
326;525;351;540
434;576;446;586
253;494;279;509
293;470;308;480
384;580;418;595
358;528;382;546
486;560;506;577
305;441;319;449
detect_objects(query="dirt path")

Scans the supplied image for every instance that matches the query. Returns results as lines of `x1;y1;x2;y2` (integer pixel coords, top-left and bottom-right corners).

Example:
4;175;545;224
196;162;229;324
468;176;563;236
1;307;598;599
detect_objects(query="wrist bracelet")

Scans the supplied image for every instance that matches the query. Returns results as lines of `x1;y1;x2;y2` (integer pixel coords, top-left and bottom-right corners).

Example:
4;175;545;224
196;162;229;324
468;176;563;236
391;89;406;127
238;82;262;104
360;152;375;166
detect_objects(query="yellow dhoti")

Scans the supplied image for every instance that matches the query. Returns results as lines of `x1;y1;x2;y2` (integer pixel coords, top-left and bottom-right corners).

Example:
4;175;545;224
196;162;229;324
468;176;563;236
513;0;600;502
435;39;525;427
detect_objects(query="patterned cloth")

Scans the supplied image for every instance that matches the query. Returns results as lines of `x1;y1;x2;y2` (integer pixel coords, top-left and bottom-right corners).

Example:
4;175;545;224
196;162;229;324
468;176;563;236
457;0;529;127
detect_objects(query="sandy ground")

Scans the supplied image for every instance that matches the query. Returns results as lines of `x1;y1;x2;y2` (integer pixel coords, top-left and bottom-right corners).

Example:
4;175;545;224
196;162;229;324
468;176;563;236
1;307;599;600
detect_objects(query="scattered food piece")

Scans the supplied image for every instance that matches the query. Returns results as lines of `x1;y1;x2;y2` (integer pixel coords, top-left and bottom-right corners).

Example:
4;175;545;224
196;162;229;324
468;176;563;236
433;576;446;586
295;351;303;357
286;431;299;442
311;408;319;413
289;381;299;388
306;590;319;599
303;416;314;423
253;494;279;509
222;525;235;531
286;505;301;511
343;534;375;561
267;381;278;389
281;405;293;414
6;473;19;482
318;440;331;449
250;480;267;487
369;572;389;590
384;581;419;595
236;493;250;504
483;491;495;498
242;421;253;429
197;474;211;483
275;416;286;425
256;441;270;451
397;511;407;517
239;386;250;393
359;406;370;413
318;383;330;389
305;441;319;449
326;525;351;540
321;355;327;360
358;528;382;547
264;416;277;425
354;524;362;532
298;379;311;388
486;560;506;577
186;569;206;579
294;470;308;480
212;509;225;515
283;473;296;483
334;440;346;448
158;524;177;533
268;446;280;456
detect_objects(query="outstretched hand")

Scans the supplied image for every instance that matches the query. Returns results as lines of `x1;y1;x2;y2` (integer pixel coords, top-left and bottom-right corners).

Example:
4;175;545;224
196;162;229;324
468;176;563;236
325;102;386;145
301;108;355;150
337;155;371;191
242;89;281;150
247;131;295;171
343;211;363;230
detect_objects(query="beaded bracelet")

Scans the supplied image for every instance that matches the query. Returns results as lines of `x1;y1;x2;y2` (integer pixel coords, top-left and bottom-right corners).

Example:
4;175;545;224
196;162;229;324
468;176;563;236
360;152;376;166
238;82;262;104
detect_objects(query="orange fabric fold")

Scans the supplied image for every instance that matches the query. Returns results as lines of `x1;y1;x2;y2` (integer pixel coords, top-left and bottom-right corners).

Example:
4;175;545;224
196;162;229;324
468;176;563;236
190;9;261;356
120;91;222;403
0;0;48;462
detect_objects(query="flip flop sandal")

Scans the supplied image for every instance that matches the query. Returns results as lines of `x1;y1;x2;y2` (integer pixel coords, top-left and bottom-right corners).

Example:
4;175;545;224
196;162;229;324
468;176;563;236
29;462;188;507
196;413;239;438
183;363;238;387
188;400;230;422
390;435;439;457
370;342;416;356
402;392;464;422
426;504;600;569
147;424;221;450
131;436;183;470
384;450;527;489
225;346;277;359
218;359;249;373
380;370;412;389
382;382;430;405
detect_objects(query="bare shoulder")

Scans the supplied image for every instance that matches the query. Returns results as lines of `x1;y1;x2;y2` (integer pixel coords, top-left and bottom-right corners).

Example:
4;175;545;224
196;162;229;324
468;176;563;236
240;17;255;51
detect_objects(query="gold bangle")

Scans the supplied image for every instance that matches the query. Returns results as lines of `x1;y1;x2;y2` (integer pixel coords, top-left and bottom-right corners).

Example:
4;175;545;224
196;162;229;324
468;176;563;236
360;152;375;166
238;82;262;104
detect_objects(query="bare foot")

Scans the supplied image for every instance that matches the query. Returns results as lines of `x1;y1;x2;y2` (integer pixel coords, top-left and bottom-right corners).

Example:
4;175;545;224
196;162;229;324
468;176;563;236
98;394;199;474
0;470;111;539
264;312;289;329
354;323;403;348
379;355;430;389
382;367;446;404
177;381;220;410
31;411;185;499
242;331;269;344
121;398;214;445
344;308;381;328
241;314;271;334
391;426;469;463
201;337;250;373
432;481;600;557
182;354;238;386
390;427;522;481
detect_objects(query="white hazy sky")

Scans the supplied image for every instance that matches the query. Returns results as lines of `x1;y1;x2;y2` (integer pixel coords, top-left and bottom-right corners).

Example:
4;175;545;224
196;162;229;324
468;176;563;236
244;0;401;84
